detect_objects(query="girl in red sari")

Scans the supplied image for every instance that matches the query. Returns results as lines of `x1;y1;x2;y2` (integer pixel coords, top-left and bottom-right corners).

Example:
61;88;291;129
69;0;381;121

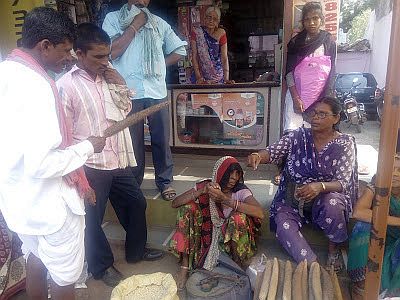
169;156;264;289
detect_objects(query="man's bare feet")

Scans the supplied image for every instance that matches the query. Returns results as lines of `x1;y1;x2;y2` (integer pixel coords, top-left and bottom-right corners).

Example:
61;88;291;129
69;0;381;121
327;242;344;272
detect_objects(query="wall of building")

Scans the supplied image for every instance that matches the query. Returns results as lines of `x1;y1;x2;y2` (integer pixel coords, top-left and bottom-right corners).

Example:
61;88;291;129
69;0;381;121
366;10;392;87
336;52;371;74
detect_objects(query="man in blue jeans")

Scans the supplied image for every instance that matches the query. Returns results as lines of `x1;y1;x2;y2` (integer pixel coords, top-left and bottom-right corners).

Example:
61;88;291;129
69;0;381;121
103;0;187;200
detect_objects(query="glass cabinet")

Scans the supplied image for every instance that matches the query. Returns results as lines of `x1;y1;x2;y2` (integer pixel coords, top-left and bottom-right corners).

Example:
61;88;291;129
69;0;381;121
171;84;275;149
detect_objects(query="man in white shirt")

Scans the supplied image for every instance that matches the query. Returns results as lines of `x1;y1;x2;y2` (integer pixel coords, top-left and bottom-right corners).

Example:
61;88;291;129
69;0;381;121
0;8;105;300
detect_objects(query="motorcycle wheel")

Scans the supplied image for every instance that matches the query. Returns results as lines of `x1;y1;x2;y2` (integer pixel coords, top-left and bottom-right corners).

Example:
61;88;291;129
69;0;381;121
377;104;383;123
356;124;362;133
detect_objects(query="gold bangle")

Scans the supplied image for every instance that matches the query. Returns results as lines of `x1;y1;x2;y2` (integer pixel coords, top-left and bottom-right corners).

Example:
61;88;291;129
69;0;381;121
251;152;261;160
321;182;326;192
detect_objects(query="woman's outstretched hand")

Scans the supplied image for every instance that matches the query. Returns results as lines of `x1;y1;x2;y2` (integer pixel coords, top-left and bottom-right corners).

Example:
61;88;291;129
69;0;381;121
224;80;235;84
295;182;323;201
247;153;261;170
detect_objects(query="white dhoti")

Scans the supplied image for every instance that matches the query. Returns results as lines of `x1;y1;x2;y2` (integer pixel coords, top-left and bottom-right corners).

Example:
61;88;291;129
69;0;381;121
283;91;311;133
18;207;85;286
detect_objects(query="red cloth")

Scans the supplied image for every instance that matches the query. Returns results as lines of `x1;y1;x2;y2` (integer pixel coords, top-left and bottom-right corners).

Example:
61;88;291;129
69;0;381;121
190;30;197;41
219;33;227;46
214;156;238;183
7;49;91;198
190;30;227;46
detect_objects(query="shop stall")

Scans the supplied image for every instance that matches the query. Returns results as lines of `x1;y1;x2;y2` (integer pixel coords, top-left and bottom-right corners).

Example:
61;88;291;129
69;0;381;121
0;0;339;151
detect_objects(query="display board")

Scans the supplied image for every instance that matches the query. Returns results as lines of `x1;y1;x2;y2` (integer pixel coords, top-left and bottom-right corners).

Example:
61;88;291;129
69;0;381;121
293;0;339;41
0;0;45;56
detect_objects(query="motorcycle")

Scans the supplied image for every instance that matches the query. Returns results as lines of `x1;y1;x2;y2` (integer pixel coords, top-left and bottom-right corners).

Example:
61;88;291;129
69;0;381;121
375;87;385;124
341;78;367;133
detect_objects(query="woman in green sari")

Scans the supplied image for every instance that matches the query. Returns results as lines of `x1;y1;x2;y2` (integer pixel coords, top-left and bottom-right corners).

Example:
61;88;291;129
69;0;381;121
348;155;400;299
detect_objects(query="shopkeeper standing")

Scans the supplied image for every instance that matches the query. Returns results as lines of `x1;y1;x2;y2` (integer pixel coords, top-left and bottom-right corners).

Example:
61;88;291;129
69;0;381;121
102;0;187;201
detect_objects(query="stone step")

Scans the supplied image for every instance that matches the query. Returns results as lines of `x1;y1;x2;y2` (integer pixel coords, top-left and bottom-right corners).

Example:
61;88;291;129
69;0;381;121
104;196;331;248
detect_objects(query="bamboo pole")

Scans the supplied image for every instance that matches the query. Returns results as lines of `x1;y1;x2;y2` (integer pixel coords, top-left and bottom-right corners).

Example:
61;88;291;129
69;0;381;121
103;101;169;138
364;1;400;299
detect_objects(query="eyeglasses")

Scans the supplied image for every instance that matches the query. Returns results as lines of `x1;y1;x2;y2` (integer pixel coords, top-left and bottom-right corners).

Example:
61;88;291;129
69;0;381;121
304;110;337;119
303;16;321;24
205;15;219;22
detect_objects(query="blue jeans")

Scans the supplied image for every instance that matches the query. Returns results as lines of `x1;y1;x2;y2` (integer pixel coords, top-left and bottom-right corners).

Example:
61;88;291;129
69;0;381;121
128;98;173;192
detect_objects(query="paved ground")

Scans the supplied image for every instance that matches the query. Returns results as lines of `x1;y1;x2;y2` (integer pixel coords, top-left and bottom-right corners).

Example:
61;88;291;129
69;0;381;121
340;119;381;151
11;120;381;300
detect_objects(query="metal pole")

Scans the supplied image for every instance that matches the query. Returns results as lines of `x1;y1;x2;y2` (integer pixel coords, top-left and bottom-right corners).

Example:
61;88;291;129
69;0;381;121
365;1;400;299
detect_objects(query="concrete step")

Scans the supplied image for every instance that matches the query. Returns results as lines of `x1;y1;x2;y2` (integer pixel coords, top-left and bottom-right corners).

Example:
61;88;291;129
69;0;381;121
104;195;330;248
103;153;333;250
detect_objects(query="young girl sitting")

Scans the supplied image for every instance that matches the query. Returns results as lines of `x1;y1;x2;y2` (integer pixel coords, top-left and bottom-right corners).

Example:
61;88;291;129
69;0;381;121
348;155;400;299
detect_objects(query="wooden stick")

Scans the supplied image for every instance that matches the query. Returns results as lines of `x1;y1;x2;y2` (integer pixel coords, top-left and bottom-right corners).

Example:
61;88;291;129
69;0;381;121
103;101;170;138
365;1;400;299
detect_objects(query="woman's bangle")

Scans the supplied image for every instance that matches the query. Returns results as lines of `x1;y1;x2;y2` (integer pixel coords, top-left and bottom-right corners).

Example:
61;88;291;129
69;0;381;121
251;152;261;160
320;182;326;192
234;199;239;211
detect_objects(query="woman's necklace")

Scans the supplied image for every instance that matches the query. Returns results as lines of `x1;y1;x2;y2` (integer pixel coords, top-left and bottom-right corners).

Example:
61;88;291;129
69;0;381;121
306;33;318;43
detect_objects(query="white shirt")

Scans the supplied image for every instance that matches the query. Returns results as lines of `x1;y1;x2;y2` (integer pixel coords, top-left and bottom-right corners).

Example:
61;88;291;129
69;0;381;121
0;60;94;236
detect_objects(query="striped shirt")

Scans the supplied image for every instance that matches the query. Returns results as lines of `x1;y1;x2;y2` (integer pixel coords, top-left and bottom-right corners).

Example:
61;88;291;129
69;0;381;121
57;65;124;170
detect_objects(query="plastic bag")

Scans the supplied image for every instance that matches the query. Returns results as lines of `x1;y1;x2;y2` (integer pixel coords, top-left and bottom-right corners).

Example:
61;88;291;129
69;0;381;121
294;55;331;110
246;253;267;290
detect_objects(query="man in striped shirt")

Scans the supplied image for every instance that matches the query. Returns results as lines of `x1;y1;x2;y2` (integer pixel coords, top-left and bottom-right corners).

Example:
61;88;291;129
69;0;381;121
57;23;163;288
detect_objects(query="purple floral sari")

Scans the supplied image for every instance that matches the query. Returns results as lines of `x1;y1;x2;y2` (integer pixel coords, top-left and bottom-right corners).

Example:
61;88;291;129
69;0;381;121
191;26;224;83
268;127;359;231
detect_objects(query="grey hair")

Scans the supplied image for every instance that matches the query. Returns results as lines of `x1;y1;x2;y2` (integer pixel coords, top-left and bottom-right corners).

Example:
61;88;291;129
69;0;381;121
205;6;221;21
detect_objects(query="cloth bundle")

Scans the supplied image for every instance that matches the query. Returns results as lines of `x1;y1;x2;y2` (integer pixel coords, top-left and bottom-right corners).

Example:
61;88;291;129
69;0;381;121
101;66;137;168
111;272;178;300
118;4;162;78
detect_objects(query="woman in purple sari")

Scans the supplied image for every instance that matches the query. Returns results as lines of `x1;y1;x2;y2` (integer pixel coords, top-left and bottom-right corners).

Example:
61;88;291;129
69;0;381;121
190;6;233;84
248;97;358;271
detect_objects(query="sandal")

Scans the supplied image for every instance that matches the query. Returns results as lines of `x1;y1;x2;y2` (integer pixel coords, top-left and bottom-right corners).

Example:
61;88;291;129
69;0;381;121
327;251;344;272
161;187;177;201
272;174;281;186
351;284;365;300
